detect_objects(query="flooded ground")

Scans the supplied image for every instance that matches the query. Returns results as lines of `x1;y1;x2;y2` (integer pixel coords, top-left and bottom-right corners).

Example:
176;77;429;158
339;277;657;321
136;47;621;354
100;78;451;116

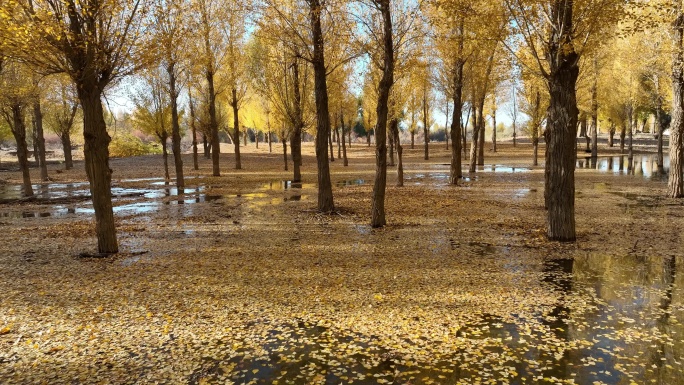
0;142;682;384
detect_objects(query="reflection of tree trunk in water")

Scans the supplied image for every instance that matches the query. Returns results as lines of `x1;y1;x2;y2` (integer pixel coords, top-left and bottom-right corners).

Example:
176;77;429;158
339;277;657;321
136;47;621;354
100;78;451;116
542;258;574;373
660;256;677;323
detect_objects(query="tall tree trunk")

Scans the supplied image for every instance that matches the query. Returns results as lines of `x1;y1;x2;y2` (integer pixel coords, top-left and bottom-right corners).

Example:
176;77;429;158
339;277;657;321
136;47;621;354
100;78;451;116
61;132;74;170
388;122;395;167
491;99;497;152
544;0;579;241
449;57;464;184
411;131;415;149
348;128;351;148
628;107;634;165
232;88;242;170
268;129;272;153
282;136;288;171
203;133;210;159
168;63;184;189
78;87;118;253
10;104;33;196
620;124;626;153
160;134;169;181
207;69;220;176
309;0;334;212
608;123;615;148
336;125;341;159
32;128;39;165
423;90;429;160
291;58;303;182
391;118;403;186
532;91;541;167
591;57;599;159
256;131;259;149
477;104;485;166
462;106;470;159
341;112;348;166
469;106;479;173
329;129;335;162
32;96;48;181
371;0;393;228
657;105;665;174
189;90;199;171
445;100;449;150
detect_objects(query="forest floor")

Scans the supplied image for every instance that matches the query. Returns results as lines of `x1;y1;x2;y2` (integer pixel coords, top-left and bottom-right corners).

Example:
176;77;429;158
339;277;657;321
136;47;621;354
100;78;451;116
0;138;683;385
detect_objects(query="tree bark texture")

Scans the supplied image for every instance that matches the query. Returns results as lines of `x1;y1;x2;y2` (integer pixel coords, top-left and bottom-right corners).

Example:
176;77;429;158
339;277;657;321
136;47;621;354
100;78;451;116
668;10;683;198
78;87;118;253
168;63;184;189
544;0;579;241
61;132;74;170
391;118;403;186
291;58;303;182
207;69;220;176
371;0;393;228
449;59;464;184
10;104;33;196
309;0;334;211
32;98;48;181
232;88;242;170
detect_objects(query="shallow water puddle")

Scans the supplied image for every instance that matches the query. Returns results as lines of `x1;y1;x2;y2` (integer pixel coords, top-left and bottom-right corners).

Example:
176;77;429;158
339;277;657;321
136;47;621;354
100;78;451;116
187;255;684;385
577;155;670;179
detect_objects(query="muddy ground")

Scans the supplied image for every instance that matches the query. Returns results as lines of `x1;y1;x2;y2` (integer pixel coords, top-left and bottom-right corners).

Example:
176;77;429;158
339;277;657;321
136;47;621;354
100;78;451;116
0;138;682;384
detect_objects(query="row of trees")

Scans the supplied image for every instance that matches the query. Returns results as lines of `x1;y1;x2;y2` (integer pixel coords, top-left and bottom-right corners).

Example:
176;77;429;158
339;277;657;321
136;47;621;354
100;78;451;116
1;0;683;253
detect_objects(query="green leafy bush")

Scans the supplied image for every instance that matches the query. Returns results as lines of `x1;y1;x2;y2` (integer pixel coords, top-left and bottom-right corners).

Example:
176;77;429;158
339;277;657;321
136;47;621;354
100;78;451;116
109;134;162;158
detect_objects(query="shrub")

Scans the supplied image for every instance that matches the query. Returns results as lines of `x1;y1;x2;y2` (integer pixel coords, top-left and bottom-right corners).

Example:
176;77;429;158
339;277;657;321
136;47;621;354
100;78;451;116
109;134;162;158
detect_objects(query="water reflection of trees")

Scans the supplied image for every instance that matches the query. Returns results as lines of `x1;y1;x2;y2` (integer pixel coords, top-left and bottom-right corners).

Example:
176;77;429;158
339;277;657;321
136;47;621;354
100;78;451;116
567;255;683;384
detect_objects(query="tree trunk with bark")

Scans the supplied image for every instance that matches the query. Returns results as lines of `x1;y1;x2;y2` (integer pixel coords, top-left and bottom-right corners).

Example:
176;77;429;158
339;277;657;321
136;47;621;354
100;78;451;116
291;58;303;182
282;136;288;171
620;124;626;153
189;90;199;171
160;133;170;181
32;97;48;181
391;118;403;186
423;90;429;160
590;57;599;159
608;122;615;148
61;131;74;170
544;0;579;242
469;106;479;173
167;63;184;189
449;58;464;184
388;122;395;167
9;104;33;196
491;100;497;153
477;106;485;166
207;69;220;176
341;112;348;166
336;125;341;159
78;86;118;253
532;91;541;166
329;129;335;162
371;0;393;228
309;0;334;212
232;88;242;170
